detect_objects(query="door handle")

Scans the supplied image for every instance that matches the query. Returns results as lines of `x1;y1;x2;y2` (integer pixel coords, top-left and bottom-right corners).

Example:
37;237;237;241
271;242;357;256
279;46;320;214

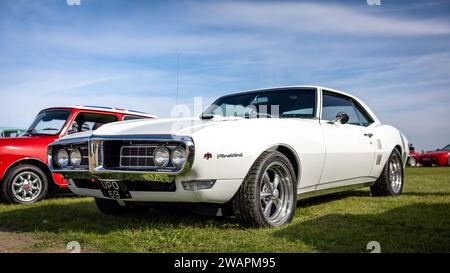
364;133;373;138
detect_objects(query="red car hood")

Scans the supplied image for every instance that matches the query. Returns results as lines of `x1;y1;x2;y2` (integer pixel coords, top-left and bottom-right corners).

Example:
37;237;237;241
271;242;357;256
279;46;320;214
421;151;449;157
0;135;56;147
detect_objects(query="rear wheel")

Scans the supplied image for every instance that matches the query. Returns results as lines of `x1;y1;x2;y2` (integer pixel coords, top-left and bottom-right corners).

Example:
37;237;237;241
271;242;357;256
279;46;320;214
232;151;297;227
1;164;48;204
370;149;404;196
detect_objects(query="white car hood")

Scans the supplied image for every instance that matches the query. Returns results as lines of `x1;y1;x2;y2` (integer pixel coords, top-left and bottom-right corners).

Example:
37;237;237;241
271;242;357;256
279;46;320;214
92;116;244;137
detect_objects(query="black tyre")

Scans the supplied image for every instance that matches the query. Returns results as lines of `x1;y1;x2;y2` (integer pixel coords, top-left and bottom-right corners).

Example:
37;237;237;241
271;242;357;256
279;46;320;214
370;149;404;196
232;151;297;228
94;198;149;215
1;164;48;204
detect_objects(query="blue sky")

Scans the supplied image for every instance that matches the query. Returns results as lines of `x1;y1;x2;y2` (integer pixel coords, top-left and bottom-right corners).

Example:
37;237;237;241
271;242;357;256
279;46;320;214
0;0;449;150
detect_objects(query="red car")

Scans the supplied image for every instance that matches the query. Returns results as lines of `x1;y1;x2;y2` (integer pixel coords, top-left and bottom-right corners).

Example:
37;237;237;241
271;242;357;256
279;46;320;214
419;144;450;167
0;106;155;204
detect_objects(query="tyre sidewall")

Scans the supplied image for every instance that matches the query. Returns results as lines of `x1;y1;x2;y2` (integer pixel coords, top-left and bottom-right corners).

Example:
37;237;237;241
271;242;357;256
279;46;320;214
2;164;49;204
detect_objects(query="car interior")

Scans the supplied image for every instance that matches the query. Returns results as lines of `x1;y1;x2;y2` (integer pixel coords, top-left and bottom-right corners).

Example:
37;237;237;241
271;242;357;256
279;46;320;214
67;112;118;135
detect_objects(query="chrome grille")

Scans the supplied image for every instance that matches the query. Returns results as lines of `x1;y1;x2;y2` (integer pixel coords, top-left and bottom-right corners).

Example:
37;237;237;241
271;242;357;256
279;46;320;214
120;145;156;168
79;146;89;166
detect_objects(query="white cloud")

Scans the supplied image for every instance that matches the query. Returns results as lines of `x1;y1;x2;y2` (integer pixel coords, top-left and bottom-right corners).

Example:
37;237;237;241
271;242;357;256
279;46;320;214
193;2;450;36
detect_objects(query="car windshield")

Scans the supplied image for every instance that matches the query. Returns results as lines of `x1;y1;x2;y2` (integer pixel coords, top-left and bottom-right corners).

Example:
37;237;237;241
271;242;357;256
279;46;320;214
26;110;71;136
202;88;317;119
441;145;450;151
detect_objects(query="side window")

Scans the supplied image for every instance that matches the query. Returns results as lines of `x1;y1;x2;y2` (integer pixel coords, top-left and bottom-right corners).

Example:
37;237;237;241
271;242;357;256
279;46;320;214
122;115;146;121
353;102;372;127
68;112;118;135
322;92;361;126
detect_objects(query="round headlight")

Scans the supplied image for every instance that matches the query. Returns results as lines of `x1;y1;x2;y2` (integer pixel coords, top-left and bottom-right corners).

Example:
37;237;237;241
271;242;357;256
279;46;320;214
171;146;187;168
70;148;82;166
57;149;69;168
154;146;170;168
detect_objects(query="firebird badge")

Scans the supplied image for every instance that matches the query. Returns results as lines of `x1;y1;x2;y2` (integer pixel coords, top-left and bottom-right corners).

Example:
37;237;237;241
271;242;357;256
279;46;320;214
204;153;212;160
217;153;243;159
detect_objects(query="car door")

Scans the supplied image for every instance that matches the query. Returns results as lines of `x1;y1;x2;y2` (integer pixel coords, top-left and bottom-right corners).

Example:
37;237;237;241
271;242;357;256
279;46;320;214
319;91;376;185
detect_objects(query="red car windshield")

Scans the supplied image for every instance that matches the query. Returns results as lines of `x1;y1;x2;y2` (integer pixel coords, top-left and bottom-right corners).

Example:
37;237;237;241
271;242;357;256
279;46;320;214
441;145;450;151
26;110;71;136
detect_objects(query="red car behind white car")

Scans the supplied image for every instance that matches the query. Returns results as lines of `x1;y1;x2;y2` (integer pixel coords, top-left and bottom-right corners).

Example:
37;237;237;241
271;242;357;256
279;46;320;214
419;144;450;167
0;106;155;204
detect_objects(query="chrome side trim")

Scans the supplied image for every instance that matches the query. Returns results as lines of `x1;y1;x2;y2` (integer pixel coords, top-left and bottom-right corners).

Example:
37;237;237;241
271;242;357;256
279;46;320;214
298;182;373;200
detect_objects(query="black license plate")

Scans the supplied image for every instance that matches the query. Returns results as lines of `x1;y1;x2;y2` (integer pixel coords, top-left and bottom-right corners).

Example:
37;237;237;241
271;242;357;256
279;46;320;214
98;180;132;199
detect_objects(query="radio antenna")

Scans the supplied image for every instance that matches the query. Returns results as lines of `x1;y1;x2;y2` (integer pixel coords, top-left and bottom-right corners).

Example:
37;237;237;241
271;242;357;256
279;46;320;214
176;53;180;106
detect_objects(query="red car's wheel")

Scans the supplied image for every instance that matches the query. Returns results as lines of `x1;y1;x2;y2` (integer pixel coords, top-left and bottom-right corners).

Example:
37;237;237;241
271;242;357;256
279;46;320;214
1;164;48;204
408;157;417;167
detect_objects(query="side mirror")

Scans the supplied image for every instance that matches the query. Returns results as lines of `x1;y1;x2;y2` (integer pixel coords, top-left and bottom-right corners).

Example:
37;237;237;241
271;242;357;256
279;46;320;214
329;112;349;124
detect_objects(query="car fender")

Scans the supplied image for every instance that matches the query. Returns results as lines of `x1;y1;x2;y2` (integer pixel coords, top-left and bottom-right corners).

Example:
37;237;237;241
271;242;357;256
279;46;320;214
370;124;408;178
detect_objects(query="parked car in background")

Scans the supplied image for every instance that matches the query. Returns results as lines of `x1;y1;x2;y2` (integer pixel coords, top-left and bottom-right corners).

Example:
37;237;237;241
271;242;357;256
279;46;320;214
419;144;450;167
0;127;25;138
0;106;155;204
49;86;408;227
407;143;421;167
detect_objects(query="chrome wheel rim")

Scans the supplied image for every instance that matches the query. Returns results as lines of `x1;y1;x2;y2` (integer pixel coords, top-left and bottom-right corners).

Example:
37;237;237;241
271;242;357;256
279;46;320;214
409;157;416;167
260;162;294;226
389;154;403;194
11;171;42;202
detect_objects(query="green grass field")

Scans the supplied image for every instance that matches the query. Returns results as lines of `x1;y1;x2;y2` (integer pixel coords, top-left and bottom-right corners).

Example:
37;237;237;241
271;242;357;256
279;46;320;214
0;168;449;253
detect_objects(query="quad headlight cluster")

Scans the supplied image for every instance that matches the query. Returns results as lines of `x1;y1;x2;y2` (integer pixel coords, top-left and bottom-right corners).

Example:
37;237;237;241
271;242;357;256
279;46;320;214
55;148;83;168
153;146;187;168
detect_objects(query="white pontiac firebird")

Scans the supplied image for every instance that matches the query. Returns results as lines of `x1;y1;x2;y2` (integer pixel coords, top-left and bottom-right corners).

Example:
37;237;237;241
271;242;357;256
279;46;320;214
48;86;408;227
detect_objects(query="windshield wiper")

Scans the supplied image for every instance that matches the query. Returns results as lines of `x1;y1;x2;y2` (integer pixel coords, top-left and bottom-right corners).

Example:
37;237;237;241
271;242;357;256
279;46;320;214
255;113;273;118
25;128;58;135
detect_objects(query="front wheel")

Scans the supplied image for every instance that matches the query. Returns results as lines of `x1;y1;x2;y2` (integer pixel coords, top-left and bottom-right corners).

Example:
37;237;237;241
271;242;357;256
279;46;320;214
1;164;48;204
370;149;404;196
232;151;297;228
